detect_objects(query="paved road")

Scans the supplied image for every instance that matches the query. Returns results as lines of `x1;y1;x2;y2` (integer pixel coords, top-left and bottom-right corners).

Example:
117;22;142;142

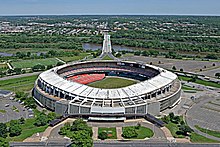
47;123;70;143
94;142;220;147
0;72;41;81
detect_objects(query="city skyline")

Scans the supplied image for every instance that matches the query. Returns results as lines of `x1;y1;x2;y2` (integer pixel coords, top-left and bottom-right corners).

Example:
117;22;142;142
0;0;220;16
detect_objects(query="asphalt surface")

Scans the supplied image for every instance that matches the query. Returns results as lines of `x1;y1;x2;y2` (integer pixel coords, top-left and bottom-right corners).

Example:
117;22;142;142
0;96;31;123
94;142;220;147
0;72;41;81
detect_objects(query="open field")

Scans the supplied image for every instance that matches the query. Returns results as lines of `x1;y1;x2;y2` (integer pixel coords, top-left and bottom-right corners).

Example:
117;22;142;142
58;53;89;62
0;75;38;92
98;128;117;139
88;77;137;89
11;58;59;68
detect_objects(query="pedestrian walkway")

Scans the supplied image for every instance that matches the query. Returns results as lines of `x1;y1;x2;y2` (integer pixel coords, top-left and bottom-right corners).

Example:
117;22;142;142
93;127;98;140
56;57;66;64
116;127;123;140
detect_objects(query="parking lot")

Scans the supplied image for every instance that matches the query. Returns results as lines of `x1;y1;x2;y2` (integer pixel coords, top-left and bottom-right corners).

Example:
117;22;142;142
0;96;34;123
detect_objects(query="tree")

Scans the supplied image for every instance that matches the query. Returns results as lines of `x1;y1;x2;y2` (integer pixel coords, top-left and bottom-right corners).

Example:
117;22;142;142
70;130;93;147
34;113;48;126
178;125;193;136
9;120;22;137
47;65;53;70
14;68;22;75
122;127;138;138
172;66;176;70
98;132;108;140
169;112;175;120
19;117;25;124
0;123;7;138
56;62;64;66
161;115;170;124
47;112;57;121
115;52;122;58
0;137;9;147
215;73;220;78
171;116;180;124
32;64;45;72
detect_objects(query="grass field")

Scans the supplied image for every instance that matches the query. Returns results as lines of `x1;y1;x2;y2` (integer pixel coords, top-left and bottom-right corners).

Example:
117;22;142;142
88;77;137;89
98;128;117;139
0;75;38;92
190;132;220;143
102;55;114;60
58;53;89;62
122;126;154;139
11;58;59;69
7;118;48;142
195;125;220;138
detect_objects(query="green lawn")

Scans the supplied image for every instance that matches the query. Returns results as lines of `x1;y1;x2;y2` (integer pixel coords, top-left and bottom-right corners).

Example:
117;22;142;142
88;77;137;89
190;132;220;143
122;126;154;139
98;127;117;139
182;85;198;91
7;118;48;142
195;125;220;138
58;53;89;62
165;116;185;138
0;109;6;113
0;75;38;92
102;55;114;60
11;58;59;68
178;76;220;88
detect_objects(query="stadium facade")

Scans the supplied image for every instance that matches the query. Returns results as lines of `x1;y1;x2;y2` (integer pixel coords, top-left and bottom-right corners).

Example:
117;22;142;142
33;32;181;121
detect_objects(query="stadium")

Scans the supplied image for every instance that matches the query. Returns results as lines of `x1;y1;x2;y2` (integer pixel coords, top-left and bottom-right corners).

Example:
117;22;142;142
33;60;181;120
33;32;181;121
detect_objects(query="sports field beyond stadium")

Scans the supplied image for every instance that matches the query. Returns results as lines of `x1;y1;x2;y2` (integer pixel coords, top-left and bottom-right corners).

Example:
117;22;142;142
88;77;138;89
11;58;59;69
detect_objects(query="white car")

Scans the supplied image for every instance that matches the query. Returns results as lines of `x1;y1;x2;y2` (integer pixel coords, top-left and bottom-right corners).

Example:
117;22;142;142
5;104;9;107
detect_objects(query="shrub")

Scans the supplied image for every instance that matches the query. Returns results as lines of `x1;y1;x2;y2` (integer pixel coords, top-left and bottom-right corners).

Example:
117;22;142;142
98;132;108;140
122;127;138;138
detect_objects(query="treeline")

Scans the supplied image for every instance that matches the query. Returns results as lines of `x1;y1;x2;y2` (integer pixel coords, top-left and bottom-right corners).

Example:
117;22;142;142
111;30;220;44
0;35;83;50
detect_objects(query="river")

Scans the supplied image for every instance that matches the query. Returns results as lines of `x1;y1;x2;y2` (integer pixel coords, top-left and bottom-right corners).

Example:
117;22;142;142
82;43;134;52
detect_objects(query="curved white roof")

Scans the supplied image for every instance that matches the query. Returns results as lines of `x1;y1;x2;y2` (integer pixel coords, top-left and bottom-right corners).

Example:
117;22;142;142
39;61;177;100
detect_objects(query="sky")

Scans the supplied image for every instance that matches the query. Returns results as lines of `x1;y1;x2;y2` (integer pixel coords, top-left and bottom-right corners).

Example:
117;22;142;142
0;0;219;16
